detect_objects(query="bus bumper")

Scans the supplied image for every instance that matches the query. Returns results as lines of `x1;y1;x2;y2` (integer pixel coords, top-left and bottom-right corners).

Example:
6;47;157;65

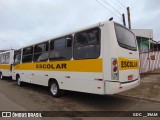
104;78;140;95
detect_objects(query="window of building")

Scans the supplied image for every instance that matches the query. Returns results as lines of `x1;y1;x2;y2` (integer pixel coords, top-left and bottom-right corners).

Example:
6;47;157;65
73;28;100;59
137;37;149;53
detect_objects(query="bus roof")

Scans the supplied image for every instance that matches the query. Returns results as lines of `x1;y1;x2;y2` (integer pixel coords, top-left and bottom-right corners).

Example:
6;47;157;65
0;49;14;55
18;20;114;49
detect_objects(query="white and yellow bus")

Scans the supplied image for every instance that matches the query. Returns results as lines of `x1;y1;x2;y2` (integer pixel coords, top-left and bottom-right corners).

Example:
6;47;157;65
12;21;140;97
0;50;14;79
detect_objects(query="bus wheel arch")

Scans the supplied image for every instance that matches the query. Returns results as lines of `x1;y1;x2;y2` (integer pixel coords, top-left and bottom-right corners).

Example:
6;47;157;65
48;78;62;98
16;74;20;81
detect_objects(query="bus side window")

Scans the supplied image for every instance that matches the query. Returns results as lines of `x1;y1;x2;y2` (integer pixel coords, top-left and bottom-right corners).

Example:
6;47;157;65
1;54;6;64
22;46;33;63
5;53;10;64
0;55;1;64
34;42;49;62
73;28;100;59
14;50;21;64
49;35;72;61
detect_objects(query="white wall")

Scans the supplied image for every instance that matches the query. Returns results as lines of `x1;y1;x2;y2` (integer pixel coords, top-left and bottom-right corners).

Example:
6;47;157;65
132;29;153;39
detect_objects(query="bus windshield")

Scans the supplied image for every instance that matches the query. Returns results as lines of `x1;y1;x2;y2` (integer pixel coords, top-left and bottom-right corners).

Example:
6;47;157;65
115;24;137;51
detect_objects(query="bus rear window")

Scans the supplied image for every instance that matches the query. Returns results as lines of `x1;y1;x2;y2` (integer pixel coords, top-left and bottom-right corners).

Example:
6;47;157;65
115;24;137;51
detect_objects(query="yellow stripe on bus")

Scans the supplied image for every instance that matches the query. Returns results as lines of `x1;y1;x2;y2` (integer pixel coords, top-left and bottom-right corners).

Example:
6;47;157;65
0;64;10;70
14;59;103;72
118;57;139;70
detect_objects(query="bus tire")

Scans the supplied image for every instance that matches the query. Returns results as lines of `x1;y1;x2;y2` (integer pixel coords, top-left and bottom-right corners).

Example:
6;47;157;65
49;81;62;98
0;73;3;80
17;76;23;86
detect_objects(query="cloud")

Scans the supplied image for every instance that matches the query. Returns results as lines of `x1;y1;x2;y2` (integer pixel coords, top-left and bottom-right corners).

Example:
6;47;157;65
131;0;160;40
0;0;116;49
0;0;159;50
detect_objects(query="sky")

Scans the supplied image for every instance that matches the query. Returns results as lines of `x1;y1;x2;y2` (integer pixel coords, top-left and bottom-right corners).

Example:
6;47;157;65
0;0;159;50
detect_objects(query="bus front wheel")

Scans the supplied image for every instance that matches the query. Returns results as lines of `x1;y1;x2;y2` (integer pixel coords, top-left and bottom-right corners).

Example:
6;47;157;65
50;81;62;98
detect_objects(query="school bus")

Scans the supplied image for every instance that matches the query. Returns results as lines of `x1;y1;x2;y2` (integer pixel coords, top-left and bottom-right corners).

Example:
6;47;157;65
12;21;140;97
0;50;14;79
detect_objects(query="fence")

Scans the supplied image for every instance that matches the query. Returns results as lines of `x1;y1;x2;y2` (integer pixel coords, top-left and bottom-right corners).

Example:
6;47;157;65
140;51;160;73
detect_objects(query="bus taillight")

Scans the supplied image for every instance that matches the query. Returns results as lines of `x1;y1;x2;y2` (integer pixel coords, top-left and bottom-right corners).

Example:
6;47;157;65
112;60;117;66
113;67;117;73
111;58;119;80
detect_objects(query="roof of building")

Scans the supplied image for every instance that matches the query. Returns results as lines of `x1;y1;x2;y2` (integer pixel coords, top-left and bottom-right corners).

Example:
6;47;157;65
132;29;153;39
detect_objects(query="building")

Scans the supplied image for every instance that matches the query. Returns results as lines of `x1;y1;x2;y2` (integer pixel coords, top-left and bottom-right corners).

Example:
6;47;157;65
132;29;153;52
132;29;160;73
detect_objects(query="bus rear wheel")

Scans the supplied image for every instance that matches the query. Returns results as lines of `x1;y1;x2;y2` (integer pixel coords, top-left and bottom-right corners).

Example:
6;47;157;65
50;81;62;98
17;77;23;86
0;73;3;80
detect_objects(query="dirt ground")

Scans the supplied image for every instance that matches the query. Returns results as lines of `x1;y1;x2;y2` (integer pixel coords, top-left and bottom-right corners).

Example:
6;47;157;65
120;74;160;102
0;74;160;120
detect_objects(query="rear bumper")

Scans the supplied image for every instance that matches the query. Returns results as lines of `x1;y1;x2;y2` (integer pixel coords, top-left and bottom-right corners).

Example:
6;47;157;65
105;78;140;95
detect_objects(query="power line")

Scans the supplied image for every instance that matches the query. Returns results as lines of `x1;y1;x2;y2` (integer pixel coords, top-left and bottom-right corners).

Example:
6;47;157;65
110;0;126;11
102;0;122;15
115;0;126;9
95;0;122;20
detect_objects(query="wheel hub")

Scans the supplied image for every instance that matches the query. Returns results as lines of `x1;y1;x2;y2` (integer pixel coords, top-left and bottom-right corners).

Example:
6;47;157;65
51;83;58;95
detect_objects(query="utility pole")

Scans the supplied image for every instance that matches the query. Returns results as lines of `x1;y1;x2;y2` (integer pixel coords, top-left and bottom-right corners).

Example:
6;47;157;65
127;7;131;29
122;13;126;27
